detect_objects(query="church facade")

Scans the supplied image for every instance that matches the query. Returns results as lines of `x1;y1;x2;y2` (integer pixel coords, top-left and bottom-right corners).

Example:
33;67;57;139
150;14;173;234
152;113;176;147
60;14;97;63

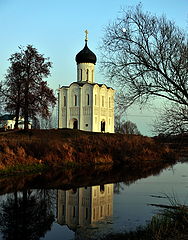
58;31;115;133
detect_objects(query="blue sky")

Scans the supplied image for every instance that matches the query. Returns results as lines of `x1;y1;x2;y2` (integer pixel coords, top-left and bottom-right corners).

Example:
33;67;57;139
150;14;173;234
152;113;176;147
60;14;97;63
0;0;187;135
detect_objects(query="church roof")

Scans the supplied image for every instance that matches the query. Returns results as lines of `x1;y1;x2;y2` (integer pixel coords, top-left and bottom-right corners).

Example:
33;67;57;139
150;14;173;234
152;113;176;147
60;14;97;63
75;41;97;64
60;81;114;90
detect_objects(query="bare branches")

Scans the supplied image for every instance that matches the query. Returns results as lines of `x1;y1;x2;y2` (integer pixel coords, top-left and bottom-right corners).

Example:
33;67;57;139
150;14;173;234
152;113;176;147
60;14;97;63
100;5;188;107
152;103;188;135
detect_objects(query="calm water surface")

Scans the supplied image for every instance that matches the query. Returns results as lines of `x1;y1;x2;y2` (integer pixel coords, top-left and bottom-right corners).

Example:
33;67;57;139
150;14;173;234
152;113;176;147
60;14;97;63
0;161;188;240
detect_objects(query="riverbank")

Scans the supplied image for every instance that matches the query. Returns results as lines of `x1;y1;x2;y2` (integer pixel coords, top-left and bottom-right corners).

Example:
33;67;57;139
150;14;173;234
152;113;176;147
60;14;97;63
0;129;176;175
101;203;188;240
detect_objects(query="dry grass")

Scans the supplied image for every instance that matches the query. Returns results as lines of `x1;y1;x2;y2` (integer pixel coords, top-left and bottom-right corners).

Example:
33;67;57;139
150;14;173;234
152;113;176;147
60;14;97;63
0;129;176;171
101;202;188;240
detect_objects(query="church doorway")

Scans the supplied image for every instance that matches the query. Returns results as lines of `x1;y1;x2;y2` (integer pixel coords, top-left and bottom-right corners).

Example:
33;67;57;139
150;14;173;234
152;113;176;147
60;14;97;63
70;118;78;129
101;120;105;132
73;120;78;129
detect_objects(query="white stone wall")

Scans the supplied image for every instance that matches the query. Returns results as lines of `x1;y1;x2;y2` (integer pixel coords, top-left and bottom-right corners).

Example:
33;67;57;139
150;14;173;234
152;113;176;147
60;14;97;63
68;83;80;128
92;85;115;133
91;184;113;222
58;88;68;128
58;83;114;133
77;63;95;83
82;84;93;131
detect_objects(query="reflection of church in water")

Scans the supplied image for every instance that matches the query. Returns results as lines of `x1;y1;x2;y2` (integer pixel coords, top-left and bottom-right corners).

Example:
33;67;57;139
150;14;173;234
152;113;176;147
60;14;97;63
58;31;115;133
57;184;113;230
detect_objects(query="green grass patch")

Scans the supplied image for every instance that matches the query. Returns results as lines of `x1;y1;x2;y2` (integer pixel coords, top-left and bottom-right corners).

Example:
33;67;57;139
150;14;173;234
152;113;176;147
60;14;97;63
0;163;49;177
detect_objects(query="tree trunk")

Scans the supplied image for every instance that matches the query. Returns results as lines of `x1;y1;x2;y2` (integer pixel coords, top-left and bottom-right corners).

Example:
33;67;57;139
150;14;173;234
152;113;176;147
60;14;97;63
14;101;20;129
14;85;22;129
24;81;29;130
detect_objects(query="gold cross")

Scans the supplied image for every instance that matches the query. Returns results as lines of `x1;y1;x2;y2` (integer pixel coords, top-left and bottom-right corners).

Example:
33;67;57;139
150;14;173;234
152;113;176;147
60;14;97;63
85;30;88;41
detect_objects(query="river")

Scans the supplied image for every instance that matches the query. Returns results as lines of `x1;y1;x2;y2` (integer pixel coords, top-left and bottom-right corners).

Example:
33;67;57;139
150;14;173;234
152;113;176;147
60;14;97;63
0;161;187;240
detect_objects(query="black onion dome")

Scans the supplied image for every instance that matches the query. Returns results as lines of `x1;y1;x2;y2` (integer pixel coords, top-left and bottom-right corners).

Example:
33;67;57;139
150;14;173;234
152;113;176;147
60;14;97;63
75;42;97;64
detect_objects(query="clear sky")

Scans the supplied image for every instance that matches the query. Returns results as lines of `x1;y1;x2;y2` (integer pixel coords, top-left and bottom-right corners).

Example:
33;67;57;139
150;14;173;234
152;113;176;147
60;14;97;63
0;0;187;135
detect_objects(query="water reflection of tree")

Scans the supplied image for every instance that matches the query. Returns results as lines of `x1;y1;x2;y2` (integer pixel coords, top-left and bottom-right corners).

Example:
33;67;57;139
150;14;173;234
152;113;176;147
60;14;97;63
114;183;124;194
0;189;55;240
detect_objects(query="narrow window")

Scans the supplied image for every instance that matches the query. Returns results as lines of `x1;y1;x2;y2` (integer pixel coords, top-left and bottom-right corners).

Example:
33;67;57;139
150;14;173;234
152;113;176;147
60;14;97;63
100;206;103;217
95;94;97;105
73;206;76;218
108;204;110;215
102;96;104;107
80;69;82;81
94;189;97;197
92;70;94;81
109;97;111;108
87;94;89;105
62;205;65;216
74;95;77;106
86;69;89;81
93;208;95;220
86;208;88;219
100;185;105;193
64;96;66;107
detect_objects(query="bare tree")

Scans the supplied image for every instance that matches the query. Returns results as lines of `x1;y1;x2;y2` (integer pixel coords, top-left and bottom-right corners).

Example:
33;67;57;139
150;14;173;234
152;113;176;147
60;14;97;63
152;103;188;135
100;5;188;129
115;114;140;134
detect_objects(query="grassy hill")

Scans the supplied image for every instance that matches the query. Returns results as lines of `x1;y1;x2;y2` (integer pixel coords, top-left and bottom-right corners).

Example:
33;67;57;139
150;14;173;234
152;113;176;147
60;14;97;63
0;129;176;174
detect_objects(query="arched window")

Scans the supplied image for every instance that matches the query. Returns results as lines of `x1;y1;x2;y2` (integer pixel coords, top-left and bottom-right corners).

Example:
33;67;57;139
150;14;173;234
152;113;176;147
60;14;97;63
73;206;76;218
87;94;89;105
86;208;88;219
102;96;104;107
93;208;96;220
100;206;103;217
86;69;89;81
64;96;66;107
100;185;105;193
77;69;79;80
74;95;77;106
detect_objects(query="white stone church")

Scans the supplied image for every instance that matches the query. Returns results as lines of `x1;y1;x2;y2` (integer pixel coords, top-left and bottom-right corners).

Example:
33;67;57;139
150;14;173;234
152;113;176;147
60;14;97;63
58;31;115;133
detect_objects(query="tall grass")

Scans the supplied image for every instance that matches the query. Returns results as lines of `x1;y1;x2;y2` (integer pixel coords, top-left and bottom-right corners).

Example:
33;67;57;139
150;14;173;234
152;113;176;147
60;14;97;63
101;193;188;240
0;129;176;172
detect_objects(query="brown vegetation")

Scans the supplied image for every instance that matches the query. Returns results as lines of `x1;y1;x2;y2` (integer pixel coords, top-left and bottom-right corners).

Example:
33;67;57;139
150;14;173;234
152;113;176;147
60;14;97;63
0;129;176;172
